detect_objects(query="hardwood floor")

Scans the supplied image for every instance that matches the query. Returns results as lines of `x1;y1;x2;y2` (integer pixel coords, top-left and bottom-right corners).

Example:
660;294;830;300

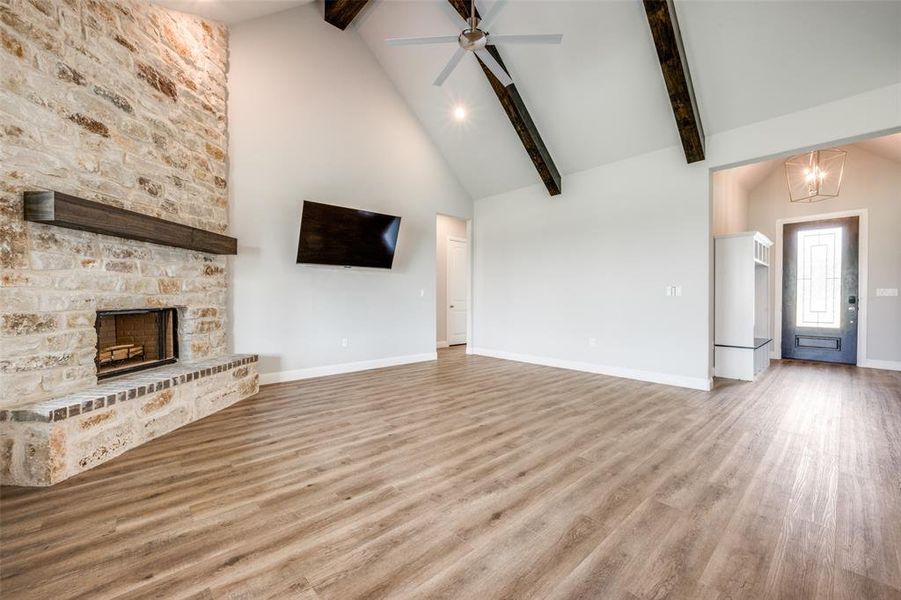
2;348;900;599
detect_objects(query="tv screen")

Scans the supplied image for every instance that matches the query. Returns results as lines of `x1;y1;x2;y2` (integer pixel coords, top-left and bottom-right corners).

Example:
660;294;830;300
297;201;401;269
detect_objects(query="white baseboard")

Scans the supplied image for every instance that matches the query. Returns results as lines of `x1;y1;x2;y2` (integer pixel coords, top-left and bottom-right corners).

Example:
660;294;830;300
436;340;449;349
858;358;901;372
470;347;713;391
259;352;438;385
769;354;901;372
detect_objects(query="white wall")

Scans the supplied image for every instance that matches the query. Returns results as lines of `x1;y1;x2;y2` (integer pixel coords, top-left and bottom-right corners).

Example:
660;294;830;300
748;145;901;365
711;170;749;236
228;5;472;383
472;146;712;390
707;83;901;171
436;215;467;345
470;83;899;389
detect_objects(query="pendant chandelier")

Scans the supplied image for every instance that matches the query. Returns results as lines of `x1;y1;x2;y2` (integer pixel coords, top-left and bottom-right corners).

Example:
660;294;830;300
784;148;846;203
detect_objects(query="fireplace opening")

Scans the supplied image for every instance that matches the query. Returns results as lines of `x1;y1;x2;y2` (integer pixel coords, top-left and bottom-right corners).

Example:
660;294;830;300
95;308;178;379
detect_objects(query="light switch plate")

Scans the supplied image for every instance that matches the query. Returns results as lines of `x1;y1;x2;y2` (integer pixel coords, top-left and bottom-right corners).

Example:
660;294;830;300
876;288;899;297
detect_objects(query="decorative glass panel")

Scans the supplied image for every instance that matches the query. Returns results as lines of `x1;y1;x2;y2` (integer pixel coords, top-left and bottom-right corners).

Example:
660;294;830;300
796;227;842;328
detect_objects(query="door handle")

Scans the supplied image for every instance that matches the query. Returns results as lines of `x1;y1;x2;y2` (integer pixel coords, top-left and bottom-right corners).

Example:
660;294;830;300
450;305;455;308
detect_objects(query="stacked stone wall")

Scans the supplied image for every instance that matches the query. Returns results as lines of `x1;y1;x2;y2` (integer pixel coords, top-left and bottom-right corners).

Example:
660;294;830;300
0;0;230;407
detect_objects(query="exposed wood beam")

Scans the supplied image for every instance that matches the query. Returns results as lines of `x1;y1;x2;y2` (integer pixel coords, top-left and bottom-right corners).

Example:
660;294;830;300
324;0;370;30
448;0;562;196
643;0;705;163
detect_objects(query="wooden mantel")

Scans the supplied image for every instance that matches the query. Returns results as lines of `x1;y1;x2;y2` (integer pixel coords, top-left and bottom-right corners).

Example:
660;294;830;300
23;191;238;255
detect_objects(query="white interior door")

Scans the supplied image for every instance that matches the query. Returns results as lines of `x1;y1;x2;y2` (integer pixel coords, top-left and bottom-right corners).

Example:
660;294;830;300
446;237;468;345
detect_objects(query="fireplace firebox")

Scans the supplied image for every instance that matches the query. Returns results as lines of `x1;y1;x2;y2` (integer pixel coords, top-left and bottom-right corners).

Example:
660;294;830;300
95;308;178;379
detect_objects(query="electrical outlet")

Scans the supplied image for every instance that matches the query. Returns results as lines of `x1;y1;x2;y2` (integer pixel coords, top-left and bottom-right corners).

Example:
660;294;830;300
341;338;348;348
876;288;898;297
588;337;597;347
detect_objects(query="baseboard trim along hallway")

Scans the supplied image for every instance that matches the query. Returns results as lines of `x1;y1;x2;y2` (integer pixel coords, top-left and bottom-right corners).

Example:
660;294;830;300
470;347;713;391
259;352;439;385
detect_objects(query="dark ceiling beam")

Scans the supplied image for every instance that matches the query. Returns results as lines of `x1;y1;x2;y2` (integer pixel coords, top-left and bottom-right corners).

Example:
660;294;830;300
642;0;705;163
324;0;370;30
448;0;562;196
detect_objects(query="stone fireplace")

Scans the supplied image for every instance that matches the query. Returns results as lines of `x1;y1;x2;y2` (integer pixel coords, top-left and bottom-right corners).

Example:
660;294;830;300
0;1;259;486
0;0;232;408
95;308;178;379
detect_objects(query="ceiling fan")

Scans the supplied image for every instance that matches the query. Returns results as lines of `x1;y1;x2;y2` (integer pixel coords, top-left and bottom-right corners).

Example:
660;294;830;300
385;0;563;87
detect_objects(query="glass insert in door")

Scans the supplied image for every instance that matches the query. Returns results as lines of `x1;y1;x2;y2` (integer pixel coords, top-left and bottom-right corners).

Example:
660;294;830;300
795;226;842;329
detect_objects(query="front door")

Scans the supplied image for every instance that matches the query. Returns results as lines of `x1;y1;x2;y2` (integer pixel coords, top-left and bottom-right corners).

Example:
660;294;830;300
782;217;859;364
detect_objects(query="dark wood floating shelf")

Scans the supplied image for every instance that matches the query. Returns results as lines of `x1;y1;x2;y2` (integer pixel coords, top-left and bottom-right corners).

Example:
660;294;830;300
23;191;237;255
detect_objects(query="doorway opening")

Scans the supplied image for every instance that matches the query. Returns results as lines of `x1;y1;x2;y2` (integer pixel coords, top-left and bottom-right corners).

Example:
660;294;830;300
436;214;468;349
710;129;901;374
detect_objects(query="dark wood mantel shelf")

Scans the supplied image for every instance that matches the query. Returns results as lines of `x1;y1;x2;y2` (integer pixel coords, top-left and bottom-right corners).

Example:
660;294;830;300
23;191;237;255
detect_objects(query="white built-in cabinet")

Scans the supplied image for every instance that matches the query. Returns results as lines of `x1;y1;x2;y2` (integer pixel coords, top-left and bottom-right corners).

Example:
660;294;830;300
714;231;773;381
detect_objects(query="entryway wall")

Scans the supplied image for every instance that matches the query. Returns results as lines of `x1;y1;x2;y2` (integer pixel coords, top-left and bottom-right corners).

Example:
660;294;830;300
717;142;901;368
436;214;468;347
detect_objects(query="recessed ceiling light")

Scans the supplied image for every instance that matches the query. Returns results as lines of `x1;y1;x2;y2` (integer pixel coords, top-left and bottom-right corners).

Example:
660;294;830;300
453;105;467;121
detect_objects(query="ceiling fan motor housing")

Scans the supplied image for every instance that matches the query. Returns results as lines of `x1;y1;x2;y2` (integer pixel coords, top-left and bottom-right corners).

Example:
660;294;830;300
459;29;488;51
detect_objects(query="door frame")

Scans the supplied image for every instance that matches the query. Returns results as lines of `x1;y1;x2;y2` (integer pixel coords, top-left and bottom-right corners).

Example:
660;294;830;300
435;215;473;354
445;235;469;347
773;208;868;363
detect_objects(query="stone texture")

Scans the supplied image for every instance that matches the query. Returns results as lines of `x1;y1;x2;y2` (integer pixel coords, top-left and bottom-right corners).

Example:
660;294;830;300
0;356;258;486
0;0;230;408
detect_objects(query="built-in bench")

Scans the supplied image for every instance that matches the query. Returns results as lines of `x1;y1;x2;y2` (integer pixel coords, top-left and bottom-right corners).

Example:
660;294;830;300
0;354;259;487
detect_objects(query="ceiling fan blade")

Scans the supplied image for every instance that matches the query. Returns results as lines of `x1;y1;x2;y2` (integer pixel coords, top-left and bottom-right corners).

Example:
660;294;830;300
488;33;563;45
434;47;467;86
477;0;507;30
438;1;470;28
474;49;513;87
386;35;459;46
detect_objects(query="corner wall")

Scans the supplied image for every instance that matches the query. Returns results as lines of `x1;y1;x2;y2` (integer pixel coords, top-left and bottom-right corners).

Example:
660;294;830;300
712;170;749;236
472;146;711;390
228;5;472;383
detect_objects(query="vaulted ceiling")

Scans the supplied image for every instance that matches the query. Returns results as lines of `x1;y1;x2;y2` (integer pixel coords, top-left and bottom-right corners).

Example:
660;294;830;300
152;0;312;24
153;0;901;200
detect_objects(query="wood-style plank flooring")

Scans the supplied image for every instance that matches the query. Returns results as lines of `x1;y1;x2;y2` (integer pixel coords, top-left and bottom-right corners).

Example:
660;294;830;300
2;348;900;599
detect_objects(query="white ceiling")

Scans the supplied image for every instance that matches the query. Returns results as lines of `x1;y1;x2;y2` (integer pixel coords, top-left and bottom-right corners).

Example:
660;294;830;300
151;0;311;24
355;0;683;199
729;157;781;192
857;131;901;164
154;0;901;199
677;0;901;135
723;131;901;194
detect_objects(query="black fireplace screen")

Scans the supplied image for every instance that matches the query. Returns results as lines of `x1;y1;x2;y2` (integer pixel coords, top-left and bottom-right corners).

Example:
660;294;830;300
95;308;178;379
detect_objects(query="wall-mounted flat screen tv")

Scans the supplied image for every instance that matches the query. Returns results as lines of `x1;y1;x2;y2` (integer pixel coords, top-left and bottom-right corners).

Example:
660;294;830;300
297;201;401;269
